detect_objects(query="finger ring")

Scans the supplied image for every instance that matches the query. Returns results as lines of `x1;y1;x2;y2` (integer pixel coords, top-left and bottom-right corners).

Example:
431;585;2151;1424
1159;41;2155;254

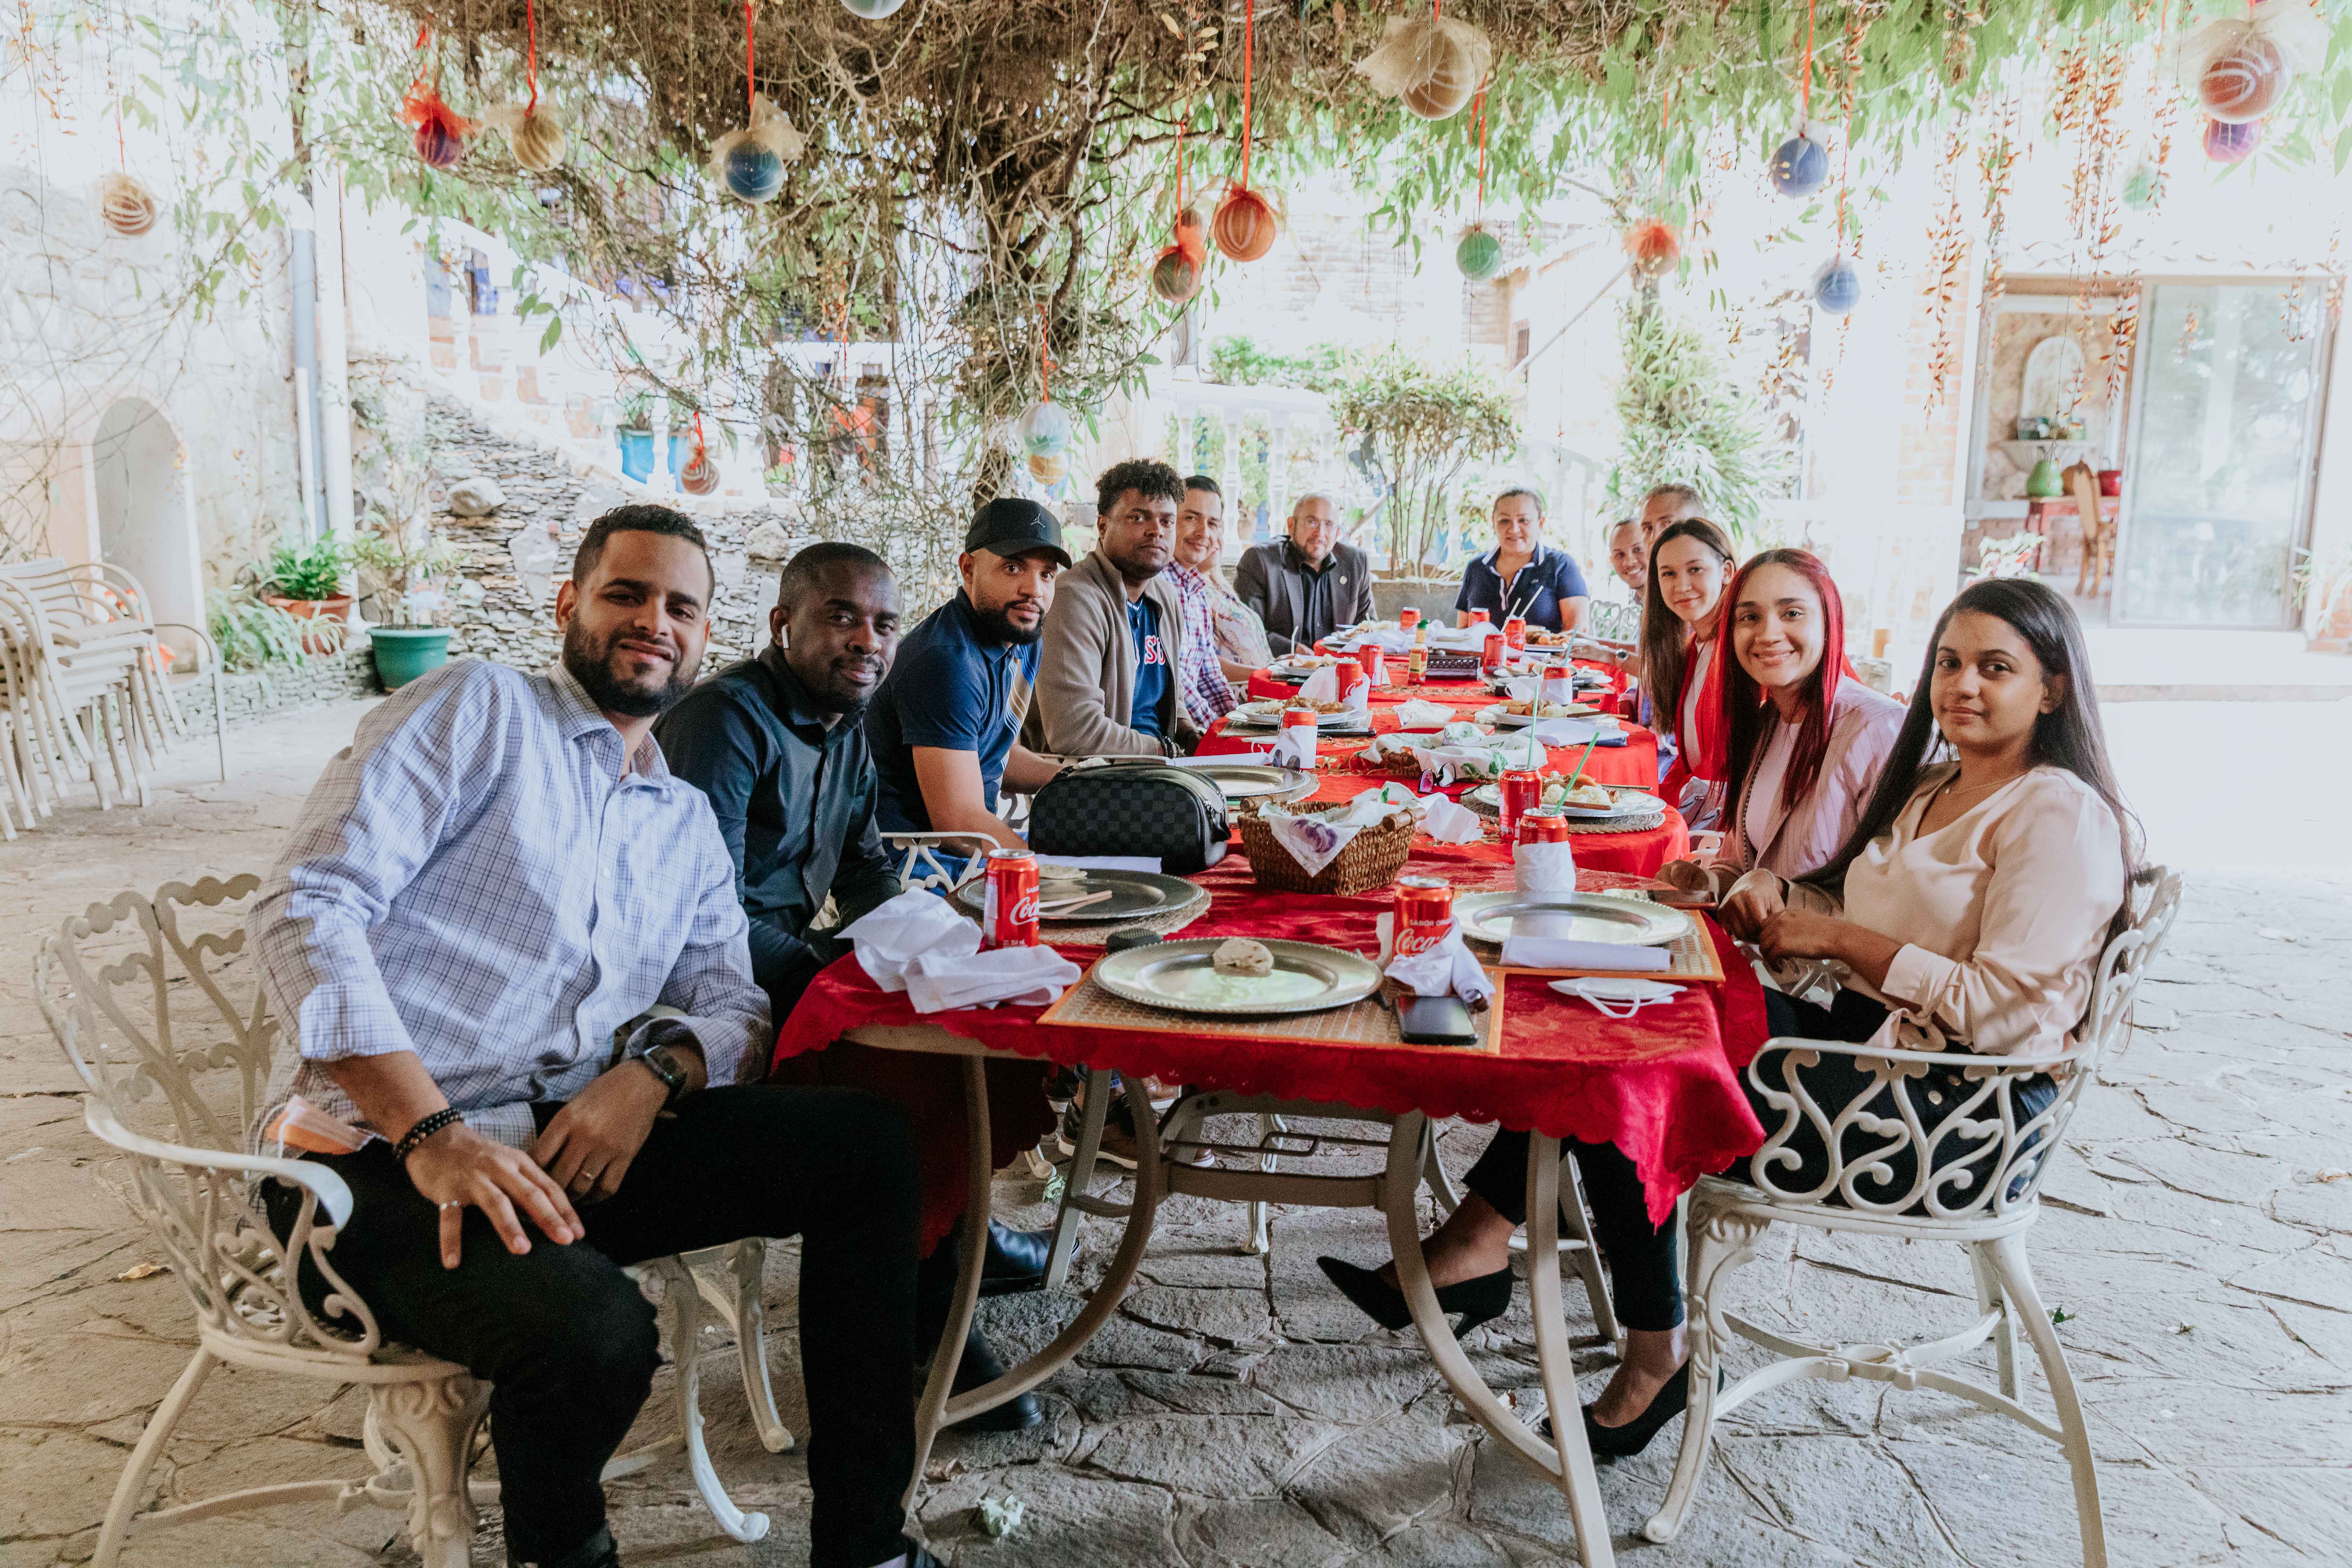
439;1200;461;1212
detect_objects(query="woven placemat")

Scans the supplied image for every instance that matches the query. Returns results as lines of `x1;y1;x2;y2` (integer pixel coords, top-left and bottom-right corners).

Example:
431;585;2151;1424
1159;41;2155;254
1038;964;1505;1055
1461;791;1668;835
1466;901;1727;984
1047;902;1208;948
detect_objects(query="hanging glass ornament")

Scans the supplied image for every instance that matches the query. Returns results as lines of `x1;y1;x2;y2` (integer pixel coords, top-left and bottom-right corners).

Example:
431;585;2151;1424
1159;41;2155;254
709;94;804;203
680;451;721;495
1624;218;1681;280
2201;116;2262;164
99;173;158;237
840;0;906;15
400;80;472;171
1354;14;1494;122
1213;186;1280;263
1015;400;1073;460
2121;161;2165;210
482;102;568;173
1812;255;1862;316
1152;245;1204;304
1767;125;1832;199
1455;226;1503;282
2176;7;2323;124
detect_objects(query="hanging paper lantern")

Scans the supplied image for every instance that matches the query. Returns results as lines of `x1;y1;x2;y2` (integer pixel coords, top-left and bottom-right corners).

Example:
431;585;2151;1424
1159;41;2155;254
1151;244;1204;304
2202;116;2262;165
98;173;158;238
2121;161;2164;210
483;102;569;173
1812;255;1862;316
2199;35;2287;122
1455;227;1503;282
1624;218;1681;280
1213;186;1280;263
2176;8;2325;122
1027;451;1069;486
401;82;472;171
1354;14;1494;122
1767;126;1832;199
709;94;805;204
1015;400;1072;460
841;0;907;14
680;450;721;495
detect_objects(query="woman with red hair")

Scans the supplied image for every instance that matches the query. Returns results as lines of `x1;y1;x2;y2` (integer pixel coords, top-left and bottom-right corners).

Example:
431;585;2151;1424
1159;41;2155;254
1665;549;1904;892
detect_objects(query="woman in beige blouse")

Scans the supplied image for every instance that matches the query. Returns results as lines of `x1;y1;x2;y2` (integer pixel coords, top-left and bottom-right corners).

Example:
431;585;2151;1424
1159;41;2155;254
1318;578;2138;1461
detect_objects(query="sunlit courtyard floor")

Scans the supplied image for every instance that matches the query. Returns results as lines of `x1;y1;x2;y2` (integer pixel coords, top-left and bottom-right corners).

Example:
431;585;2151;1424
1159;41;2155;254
2;695;2346;1567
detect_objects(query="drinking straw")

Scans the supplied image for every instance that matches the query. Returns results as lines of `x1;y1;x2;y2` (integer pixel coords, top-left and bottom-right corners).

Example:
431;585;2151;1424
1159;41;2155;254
1561;734;1601;793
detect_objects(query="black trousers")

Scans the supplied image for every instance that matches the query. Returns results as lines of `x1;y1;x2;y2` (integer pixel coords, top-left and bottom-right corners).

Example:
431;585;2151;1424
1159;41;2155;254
1464;989;2056;1336
268;1085;918;1568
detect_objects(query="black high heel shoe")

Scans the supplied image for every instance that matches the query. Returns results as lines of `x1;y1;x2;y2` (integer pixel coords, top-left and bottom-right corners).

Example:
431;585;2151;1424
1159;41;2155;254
1540;1362;1705;1459
1316;1255;1515;1336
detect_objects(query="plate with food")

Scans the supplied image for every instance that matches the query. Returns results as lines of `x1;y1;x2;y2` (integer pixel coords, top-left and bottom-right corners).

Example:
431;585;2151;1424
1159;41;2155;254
1451;891;1693;948
1224;700;1373;735
953;867;1207;924
1264;654;1343;682
1090;936;1384;1016
1475;699;1600;727
1463;780;1663;819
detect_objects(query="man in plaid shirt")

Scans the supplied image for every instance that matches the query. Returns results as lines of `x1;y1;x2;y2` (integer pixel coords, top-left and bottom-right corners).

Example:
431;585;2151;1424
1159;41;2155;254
250;506;938;1568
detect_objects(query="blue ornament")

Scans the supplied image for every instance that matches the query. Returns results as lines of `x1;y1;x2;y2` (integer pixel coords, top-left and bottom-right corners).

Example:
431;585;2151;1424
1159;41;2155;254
1768;130;1830;199
1813;256;1862;316
723;143;785;203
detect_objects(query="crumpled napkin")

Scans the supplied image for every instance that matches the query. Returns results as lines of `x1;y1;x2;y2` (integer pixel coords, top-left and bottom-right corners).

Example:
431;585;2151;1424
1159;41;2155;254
1394;698;1454;731
1513;840;1578;892
1376;914;1496;1007
1297;665;1372;715
1504;934;1673;972
901;944;1083;1014
842;888;979;988
1261;793;1408;876
1417;793;1483;844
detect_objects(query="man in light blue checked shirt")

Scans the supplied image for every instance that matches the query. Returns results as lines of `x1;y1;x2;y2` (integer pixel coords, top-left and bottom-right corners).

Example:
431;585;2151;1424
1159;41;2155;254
250;506;938;1568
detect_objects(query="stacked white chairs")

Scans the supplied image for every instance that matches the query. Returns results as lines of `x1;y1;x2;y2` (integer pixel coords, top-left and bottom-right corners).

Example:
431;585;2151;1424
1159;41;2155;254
38;874;792;1565
1642;867;2182;1566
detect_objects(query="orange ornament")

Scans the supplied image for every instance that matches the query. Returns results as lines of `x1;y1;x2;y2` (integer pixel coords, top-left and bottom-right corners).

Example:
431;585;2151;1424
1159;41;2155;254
1213;187;1279;263
1625;218;1681;280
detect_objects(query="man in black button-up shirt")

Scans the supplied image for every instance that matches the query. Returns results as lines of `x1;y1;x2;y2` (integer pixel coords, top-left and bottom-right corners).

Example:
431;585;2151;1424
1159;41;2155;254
656;543;905;1024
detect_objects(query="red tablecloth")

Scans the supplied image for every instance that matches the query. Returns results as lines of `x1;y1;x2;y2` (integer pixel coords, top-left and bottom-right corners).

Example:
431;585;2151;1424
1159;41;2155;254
775;850;1770;1230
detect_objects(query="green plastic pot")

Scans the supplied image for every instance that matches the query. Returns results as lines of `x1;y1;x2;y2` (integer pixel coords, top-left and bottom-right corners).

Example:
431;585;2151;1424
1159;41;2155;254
2025;456;2064;498
371;626;453;689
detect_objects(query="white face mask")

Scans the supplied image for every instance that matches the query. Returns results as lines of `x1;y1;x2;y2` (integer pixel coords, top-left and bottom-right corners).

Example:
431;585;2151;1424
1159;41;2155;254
1550;976;1685;1018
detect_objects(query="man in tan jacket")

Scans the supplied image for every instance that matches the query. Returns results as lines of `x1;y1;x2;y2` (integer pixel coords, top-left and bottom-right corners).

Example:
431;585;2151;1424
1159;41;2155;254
1027;459;1199;757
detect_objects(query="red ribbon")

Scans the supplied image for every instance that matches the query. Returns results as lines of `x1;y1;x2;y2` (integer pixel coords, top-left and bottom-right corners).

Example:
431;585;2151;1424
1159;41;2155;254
744;0;757;119
1238;0;1254;191
525;0;539;112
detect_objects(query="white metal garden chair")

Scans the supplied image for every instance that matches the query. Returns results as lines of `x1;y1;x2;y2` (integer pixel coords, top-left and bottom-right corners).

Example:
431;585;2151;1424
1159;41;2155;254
37;874;792;1566
1640;867;2182;1566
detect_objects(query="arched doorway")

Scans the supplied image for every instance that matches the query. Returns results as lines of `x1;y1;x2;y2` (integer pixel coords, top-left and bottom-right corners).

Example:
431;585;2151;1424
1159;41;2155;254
92;399;201;658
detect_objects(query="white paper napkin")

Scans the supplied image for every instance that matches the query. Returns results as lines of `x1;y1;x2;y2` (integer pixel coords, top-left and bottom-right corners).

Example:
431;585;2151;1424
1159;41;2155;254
1376;914;1496;1007
1428;626;1483;649
1549;975;1685;1017
1513;840;1578;892
901;944;1083;1013
1501;935;1673;971
1393;698;1453;731
1268;722;1318;769
1526;717;1628;748
1261;795;1405;876
1297;667;1339;704
1417;793;1483;844
842;888;980;990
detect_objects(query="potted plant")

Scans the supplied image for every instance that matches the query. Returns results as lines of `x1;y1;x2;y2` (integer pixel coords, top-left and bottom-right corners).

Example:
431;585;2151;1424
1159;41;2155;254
615;391;656;483
259;537;352;654
353;520;467;688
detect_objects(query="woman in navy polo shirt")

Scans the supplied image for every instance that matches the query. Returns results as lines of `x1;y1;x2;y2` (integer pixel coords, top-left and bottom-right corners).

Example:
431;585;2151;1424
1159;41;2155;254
1452;488;1591;633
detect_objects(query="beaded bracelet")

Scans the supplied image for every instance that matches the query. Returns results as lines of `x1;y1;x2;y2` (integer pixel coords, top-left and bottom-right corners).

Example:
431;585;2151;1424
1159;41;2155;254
394;1107;463;1163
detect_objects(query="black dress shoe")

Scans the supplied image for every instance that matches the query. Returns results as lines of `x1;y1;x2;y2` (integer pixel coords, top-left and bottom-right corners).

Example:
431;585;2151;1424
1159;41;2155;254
1540;1362;1704;1460
938;1322;1044;1432
509;1524;618;1568
980;1219;1051;1296
1316;1255;1515;1337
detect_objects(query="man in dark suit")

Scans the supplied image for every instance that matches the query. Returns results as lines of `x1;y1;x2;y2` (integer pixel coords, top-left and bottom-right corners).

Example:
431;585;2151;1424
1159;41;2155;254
1233;492;1374;656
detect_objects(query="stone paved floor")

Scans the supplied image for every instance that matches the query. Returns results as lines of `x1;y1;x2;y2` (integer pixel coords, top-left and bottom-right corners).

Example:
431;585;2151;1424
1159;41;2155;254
1;697;2347;1567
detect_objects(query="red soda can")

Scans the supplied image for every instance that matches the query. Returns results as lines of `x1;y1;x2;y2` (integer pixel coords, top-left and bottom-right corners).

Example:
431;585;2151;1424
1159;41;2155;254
1281;703;1319;749
1498;768;1543;840
1517;806;1572;846
1393;875;1455;956
1482;631;1507;673
1334;659;1367;703
1466;608;1491;627
981;847;1041;949
1503;615;1527;652
1398;606;1421;631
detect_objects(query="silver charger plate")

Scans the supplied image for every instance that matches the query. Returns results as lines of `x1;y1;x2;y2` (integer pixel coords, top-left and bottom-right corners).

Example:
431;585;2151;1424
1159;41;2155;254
1224;707;1374;736
1474;701;1601;728
1091;937;1384;1017
1462;783;1666;820
953;869;1207;924
1452;891;1694;948
1168;757;1317;804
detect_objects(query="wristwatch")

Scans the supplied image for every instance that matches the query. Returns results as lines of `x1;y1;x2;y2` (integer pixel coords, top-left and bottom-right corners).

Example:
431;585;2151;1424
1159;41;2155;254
631;1019;698;1109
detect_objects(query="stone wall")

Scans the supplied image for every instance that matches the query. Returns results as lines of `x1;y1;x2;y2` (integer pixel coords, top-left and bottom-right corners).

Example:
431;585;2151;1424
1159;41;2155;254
170;645;382;734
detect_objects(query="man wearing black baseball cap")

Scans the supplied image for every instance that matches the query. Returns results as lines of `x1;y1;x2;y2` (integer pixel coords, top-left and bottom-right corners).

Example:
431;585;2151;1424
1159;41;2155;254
866;498;1070;858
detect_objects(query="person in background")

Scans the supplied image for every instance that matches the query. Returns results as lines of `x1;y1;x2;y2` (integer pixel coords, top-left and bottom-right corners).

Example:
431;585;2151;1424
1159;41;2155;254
1639;481;1707;551
1234;491;1374;655
867;499;1070;854
1326;576;2135;1465
1452;487;1590;633
1174;475;1273;674
250;505;938;1568
1660;548;1904;891
1608;518;1648;598
1645;517;1740;830
1029;459;1196;757
1164;476;1248;729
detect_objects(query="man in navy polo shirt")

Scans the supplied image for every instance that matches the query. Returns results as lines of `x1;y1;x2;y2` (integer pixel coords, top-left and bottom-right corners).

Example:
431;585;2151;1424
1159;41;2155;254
868;499;1071;852
1453;487;1590;633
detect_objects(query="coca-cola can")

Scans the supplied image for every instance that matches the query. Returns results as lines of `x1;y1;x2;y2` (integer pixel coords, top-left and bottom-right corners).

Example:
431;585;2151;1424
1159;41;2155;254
1356;643;1381;677
1482;631;1507;673
1517;806;1572;846
1466;608;1490;627
1499;768;1543;839
1281;704;1318;747
981;847;1041;950
1393;875;1454;956
1397;606;1421;630
1503;615;1527;652
1334;659;1367;703
1538;662;1575;707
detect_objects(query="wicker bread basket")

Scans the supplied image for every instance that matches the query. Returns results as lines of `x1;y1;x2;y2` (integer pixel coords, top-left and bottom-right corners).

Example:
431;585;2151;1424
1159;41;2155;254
1237;803;1417;895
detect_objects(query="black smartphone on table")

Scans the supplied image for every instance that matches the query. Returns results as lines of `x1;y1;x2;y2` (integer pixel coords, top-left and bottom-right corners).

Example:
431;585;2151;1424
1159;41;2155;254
1398;993;1478;1046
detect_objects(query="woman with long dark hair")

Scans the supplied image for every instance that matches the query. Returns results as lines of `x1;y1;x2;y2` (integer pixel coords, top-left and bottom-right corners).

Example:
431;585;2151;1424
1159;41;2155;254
1320;578;2137;1460
1665;549;1905;891
1643;518;1739;830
